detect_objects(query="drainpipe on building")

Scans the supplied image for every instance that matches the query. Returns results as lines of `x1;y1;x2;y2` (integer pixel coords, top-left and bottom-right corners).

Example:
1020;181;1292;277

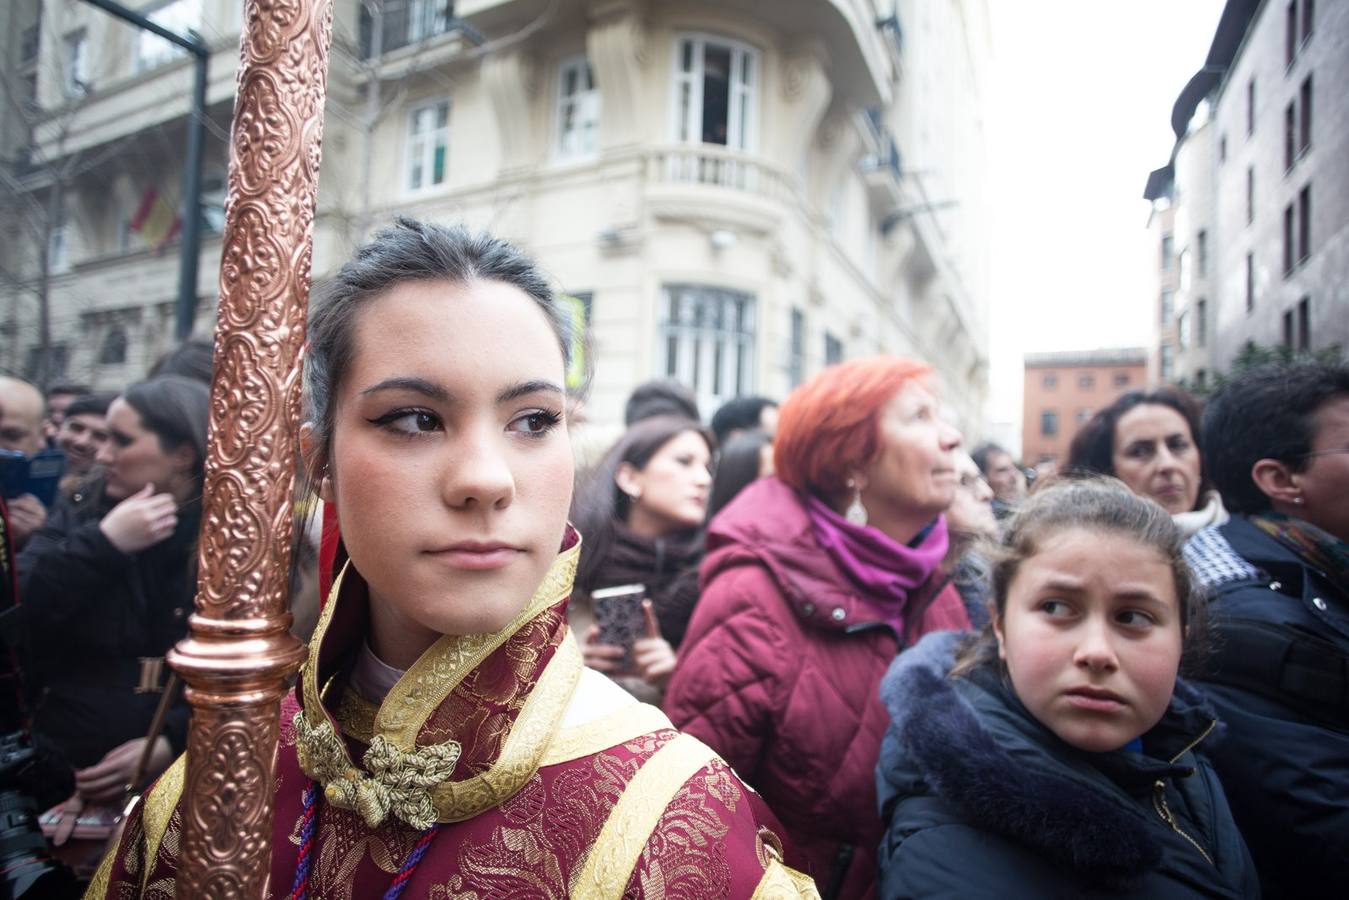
81;0;208;341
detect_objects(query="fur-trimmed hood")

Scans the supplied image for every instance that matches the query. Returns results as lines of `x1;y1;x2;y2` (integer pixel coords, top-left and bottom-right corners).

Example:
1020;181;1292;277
877;631;1225;887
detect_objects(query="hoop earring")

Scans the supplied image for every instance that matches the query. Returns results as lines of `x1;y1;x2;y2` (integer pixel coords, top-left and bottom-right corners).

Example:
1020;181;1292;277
845;481;868;527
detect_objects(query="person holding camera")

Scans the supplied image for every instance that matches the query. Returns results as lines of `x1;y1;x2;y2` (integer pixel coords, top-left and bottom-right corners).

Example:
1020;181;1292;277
18;375;208;804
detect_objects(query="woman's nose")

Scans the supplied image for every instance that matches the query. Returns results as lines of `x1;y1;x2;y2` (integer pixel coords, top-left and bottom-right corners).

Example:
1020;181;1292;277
439;424;516;510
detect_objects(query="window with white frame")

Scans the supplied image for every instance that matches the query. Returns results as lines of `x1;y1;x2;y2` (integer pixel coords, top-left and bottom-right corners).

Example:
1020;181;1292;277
136;0;201;73
63;30;88;98
556;56;600;160
660;285;755;411
408;0;452;42
405;99;450;192
672;35;758;150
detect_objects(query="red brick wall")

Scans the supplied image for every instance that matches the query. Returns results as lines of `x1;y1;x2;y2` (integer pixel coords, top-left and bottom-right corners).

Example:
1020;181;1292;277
1021;361;1149;465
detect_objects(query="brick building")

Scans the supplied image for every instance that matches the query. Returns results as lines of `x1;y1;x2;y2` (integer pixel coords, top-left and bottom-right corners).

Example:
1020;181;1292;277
1021;348;1148;467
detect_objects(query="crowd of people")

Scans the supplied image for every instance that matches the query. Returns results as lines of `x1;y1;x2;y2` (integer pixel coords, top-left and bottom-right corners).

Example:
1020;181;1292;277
2;219;1343;898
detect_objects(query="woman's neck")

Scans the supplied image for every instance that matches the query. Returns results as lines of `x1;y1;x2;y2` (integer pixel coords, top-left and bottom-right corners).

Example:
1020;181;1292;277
367;594;442;671
845;497;930;547
624;507;679;541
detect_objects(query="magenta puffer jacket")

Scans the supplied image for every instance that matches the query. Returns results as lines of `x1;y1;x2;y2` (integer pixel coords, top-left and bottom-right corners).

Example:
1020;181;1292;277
664;478;969;900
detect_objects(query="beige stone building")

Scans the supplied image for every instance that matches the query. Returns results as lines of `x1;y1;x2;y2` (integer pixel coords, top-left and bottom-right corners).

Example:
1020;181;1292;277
3;0;991;431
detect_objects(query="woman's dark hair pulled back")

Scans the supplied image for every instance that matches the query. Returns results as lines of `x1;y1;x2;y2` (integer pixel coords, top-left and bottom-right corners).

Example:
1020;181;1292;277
303;217;583;478
1065;387;1211;510
122;375;211;483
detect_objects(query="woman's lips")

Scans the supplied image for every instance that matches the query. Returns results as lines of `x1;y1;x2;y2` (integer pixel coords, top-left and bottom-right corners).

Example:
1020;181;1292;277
426;543;524;571
1063;686;1127;712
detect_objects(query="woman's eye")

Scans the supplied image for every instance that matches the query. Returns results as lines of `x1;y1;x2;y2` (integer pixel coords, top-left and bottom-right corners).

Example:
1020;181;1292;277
370;409;441;436
1040;600;1071;618
508;410;561;436
1116;609;1156;628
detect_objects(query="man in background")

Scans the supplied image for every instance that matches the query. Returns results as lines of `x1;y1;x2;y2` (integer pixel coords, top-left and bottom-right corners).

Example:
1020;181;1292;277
971;442;1026;521
710;396;779;448
0;376;50;547
42;382;90;445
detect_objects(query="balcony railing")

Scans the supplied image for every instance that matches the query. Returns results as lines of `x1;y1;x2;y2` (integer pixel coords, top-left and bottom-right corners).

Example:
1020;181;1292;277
359;0;466;58
645;145;796;205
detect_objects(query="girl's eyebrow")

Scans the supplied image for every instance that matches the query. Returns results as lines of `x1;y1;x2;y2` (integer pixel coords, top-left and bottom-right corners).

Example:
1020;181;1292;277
358;377;563;405
496;380;564;404
360;377;448;401
1036;575;1085;593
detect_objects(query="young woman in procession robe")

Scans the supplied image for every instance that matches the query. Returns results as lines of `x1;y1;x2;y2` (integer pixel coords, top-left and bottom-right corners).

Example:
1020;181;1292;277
87;218;818;899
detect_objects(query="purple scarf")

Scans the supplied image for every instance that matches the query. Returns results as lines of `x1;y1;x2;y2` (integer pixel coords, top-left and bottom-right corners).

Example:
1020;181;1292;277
805;494;950;636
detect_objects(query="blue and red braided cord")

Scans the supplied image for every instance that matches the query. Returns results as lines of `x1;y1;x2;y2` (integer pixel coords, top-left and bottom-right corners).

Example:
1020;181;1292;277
383;824;443;900
289;781;443;900
288;782;320;900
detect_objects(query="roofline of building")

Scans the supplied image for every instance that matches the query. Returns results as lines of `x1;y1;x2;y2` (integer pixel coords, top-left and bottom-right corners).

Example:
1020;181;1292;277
1141;0;1262;201
1024;348;1148;368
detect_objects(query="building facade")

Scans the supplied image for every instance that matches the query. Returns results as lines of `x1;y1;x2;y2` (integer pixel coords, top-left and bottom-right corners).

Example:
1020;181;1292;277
1;0;991;434
1145;0;1348;386
1021;348;1147;467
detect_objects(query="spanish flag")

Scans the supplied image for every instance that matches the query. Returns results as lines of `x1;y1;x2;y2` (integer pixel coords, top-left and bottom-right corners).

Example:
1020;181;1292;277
130;186;181;251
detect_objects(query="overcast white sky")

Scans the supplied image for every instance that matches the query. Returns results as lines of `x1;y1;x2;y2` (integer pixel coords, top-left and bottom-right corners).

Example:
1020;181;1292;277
984;0;1226;448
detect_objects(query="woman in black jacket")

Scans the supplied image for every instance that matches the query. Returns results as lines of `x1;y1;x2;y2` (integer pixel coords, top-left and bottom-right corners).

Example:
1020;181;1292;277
876;479;1258;899
20;375;208;803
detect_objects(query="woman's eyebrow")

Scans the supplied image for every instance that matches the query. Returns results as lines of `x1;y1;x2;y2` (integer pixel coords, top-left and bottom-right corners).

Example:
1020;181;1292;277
359;377;449;402
496;380;564;404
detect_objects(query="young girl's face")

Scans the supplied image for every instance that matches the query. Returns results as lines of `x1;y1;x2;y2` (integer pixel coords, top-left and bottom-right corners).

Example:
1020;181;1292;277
993;528;1183;753
319;279;574;665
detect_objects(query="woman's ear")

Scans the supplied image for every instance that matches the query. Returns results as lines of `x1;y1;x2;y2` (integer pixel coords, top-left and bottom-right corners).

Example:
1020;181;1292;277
1250;457;1302;508
992;614;1007;661
614;462;643;502
299;423;334;502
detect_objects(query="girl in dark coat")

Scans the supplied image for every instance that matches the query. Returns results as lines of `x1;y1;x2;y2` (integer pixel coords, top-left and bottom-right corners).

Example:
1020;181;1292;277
19;375;209;803
877;479;1259;899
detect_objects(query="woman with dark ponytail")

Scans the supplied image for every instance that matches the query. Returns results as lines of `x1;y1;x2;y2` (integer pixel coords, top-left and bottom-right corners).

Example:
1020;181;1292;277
20;375;209;803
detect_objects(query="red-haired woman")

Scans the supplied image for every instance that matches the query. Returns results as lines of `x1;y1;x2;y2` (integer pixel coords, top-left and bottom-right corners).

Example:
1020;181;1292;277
665;357;970;900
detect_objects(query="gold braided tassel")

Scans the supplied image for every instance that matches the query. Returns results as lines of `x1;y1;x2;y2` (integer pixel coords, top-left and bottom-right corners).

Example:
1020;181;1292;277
292;710;462;829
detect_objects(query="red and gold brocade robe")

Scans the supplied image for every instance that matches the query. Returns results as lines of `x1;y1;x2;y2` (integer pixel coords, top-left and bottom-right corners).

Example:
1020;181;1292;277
87;536;818;899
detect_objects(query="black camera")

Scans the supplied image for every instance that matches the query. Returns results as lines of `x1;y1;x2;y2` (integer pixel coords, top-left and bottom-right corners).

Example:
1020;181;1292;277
0;731;76;899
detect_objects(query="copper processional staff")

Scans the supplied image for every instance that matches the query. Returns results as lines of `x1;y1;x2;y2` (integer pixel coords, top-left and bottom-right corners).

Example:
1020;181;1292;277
165;0;334;893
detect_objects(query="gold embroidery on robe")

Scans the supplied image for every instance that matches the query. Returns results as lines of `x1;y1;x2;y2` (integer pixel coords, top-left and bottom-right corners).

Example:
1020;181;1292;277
573;732;719;899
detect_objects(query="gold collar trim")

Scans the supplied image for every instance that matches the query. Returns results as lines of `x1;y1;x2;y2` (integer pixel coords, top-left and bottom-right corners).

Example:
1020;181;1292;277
294;539;583;826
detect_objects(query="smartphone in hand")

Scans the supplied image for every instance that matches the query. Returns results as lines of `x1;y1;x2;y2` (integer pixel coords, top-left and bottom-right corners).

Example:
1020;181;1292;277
591;583;647;669
0;448;66;507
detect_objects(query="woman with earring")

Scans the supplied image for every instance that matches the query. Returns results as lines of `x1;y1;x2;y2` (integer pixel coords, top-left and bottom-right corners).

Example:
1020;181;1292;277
19;375;209;804
571;415;714;697
1180;360;1349;900
88;220;817;898
665;357;971;900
